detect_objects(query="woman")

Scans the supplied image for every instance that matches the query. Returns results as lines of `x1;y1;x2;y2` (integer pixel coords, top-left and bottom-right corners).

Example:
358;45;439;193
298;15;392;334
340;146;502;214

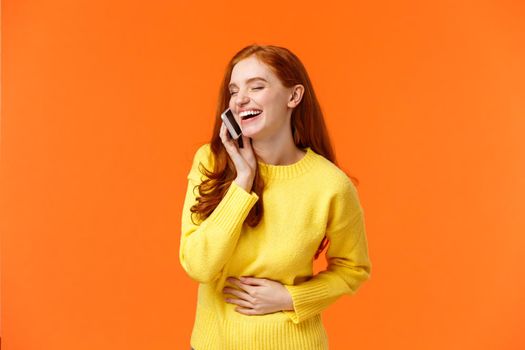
180;44;372;350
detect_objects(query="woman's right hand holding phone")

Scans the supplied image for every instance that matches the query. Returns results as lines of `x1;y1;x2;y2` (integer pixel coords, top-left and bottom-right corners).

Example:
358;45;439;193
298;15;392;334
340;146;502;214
220;122;256;193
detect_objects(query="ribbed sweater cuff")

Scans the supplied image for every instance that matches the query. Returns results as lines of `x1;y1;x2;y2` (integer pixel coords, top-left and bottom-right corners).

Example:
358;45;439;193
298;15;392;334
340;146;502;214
282;278;330;324
207;180;259;233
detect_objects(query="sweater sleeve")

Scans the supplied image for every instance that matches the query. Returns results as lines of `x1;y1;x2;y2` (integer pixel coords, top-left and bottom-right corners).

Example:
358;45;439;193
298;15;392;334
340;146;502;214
282;177;372;324
179;144;259;284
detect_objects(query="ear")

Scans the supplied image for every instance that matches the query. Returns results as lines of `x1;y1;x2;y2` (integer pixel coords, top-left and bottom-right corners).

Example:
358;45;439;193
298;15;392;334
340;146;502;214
287;84;305;108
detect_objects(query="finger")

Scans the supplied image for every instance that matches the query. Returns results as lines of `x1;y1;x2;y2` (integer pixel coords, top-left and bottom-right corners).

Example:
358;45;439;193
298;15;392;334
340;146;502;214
224;287;256;304
221;122;237;147
219;123;225;142
238;136;256;161
220;123;240;155
237;133;247;146
240;276;265;286
220;122;235;142
226;277;243;287
227;278;253;292
222;287;241;298
225;297;253;309
235;306;258;315
219;122;230;143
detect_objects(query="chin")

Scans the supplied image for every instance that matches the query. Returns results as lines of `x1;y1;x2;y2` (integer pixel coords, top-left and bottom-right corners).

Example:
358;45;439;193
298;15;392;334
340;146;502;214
241;116;270;138
240;126;263;138
240;131;257;139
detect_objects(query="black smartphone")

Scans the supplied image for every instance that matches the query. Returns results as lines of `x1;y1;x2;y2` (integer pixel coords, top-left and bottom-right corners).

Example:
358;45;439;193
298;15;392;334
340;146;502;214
221;108;244;148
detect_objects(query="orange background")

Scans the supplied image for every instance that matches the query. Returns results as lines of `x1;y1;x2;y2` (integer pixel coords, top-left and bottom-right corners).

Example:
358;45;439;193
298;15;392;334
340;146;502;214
2;0;524;349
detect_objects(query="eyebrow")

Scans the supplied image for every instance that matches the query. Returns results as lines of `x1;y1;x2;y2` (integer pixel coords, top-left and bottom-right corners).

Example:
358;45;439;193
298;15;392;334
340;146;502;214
228;77;268;89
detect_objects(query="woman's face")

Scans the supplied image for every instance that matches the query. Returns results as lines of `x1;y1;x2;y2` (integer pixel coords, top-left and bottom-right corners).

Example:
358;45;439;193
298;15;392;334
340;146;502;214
228;55;294;140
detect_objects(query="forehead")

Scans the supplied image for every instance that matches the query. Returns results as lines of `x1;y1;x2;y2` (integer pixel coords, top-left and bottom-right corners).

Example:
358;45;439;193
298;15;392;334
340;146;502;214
229;56;274;85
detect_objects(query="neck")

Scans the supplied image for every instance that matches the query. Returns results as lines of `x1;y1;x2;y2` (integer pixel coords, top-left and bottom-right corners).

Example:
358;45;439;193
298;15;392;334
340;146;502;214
251;132;304;166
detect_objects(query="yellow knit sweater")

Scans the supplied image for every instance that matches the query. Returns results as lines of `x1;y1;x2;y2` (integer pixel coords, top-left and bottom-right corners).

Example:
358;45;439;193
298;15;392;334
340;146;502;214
180;143;372;350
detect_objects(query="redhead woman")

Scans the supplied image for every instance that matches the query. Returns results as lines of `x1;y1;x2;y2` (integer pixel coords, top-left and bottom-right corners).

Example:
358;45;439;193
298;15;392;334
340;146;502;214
180;44;372;350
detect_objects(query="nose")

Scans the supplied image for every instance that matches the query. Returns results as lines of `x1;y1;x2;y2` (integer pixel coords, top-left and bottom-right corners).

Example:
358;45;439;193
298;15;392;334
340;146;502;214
234;90;250;107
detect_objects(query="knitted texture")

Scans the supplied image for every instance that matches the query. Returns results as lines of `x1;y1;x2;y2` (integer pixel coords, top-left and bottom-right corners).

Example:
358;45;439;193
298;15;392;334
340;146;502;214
180;143;372;350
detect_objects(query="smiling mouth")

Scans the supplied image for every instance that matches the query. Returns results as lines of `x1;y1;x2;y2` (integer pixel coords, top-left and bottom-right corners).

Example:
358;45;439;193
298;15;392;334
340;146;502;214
241;111;263;120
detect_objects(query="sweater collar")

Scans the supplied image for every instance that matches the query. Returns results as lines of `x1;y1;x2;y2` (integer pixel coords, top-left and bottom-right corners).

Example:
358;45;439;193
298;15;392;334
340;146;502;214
257;147;317;180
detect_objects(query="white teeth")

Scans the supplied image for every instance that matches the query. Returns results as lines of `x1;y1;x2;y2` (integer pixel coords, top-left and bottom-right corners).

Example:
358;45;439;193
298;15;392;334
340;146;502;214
239;110;262;118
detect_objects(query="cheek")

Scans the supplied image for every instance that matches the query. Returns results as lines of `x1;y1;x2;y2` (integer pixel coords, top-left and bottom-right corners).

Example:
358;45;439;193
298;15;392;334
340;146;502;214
259;93;274;106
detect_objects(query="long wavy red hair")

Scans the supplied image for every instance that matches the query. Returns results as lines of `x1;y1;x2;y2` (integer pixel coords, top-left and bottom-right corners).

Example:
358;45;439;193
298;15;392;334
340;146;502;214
190;44;359;260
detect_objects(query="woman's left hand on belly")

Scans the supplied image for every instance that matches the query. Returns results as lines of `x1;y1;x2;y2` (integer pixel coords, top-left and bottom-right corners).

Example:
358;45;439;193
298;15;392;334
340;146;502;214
223;276;294;315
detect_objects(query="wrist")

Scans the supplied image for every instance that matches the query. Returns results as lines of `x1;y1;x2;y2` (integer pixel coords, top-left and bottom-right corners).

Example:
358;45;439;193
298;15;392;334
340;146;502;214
281;287;295;311
234;176;254;193
282;298;294;311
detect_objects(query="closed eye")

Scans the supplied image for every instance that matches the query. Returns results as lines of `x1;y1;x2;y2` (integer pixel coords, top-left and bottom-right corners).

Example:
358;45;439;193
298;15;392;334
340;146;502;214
229;87;264;95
